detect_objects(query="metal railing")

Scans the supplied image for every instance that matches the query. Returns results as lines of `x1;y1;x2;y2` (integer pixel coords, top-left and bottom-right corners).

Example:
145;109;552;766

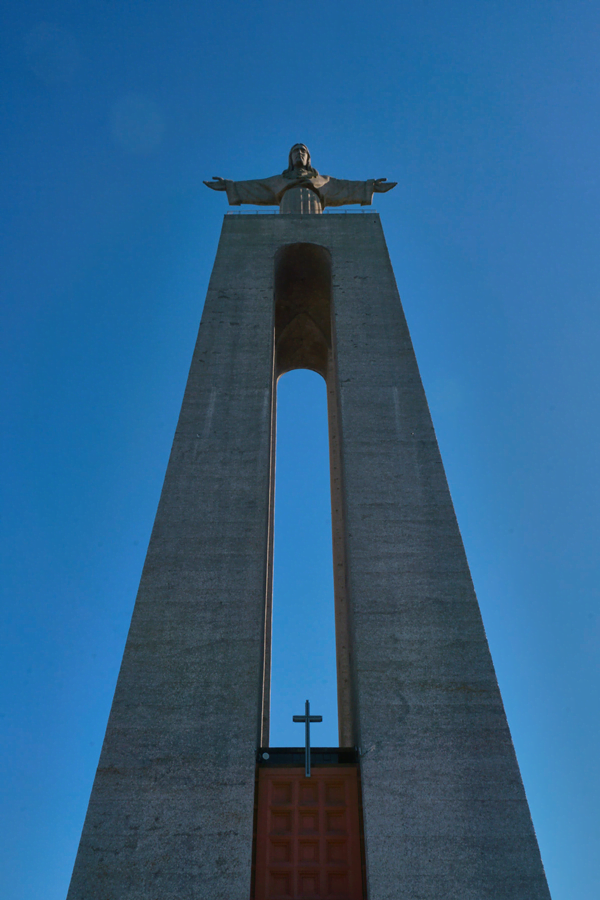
225;207;378;215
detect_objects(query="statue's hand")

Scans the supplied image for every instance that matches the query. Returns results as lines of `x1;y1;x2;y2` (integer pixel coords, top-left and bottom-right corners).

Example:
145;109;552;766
204;176;228;192
372;178;397;194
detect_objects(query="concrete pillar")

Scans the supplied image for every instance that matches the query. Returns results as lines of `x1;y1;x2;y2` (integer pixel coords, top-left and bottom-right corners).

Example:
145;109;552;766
67;213;550;900
327;214;551;899
67;216;277;900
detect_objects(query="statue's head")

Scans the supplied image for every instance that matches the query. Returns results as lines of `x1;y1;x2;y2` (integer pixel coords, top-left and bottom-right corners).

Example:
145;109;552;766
289;143;310;169
283;143;318;179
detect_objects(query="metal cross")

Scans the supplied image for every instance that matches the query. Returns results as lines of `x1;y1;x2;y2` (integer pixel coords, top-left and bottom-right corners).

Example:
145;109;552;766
293;699;323;777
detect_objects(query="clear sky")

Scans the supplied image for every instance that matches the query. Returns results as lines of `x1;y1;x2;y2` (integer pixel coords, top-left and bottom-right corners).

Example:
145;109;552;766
1;1;599;898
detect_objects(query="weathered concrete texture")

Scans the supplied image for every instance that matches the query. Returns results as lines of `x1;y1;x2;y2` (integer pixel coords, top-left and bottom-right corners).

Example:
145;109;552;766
67;217;277;900
68;213;551;900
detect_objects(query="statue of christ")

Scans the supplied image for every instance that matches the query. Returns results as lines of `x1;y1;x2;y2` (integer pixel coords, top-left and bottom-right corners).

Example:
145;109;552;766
204;143;396;214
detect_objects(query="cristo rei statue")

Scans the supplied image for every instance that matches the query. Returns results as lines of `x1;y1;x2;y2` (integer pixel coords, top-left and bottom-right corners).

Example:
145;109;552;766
204;143;397;214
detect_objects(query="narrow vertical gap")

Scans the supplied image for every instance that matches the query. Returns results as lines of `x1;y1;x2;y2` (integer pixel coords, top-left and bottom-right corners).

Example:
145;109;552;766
259;366;277;747
326;354;355;747
269;369;339;747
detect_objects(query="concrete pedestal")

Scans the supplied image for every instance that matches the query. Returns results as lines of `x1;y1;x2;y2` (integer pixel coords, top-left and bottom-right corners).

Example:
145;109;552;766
67;213;550;900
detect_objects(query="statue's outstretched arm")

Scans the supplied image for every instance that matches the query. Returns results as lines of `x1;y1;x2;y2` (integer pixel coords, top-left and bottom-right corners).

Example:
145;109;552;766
204;175;279;206
320;177;397;208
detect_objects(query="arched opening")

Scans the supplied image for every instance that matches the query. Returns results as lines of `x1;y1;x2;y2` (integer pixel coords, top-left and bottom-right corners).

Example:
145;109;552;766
269;370;338;747
265;243;354;748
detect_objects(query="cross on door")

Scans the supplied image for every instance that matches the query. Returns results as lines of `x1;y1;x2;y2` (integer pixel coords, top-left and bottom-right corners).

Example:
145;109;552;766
293;699;323;777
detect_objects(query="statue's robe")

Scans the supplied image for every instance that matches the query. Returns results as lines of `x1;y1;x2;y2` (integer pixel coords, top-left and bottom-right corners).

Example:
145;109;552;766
222;173;377;213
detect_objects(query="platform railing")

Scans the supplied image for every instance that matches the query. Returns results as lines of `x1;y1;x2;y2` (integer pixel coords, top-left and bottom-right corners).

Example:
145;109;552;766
225;207;378;215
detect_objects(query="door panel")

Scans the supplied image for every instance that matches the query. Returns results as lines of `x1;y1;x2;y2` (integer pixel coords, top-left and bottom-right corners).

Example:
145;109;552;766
255;767;363;900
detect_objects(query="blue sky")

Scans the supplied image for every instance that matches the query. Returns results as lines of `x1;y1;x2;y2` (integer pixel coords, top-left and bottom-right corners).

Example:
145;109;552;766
1;1;599;897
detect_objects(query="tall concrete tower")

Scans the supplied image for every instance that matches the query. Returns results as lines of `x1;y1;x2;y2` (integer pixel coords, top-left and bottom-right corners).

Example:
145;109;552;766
67;146;551;900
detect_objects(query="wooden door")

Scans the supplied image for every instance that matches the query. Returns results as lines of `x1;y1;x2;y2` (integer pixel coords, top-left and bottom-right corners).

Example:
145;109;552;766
255;767;364;900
